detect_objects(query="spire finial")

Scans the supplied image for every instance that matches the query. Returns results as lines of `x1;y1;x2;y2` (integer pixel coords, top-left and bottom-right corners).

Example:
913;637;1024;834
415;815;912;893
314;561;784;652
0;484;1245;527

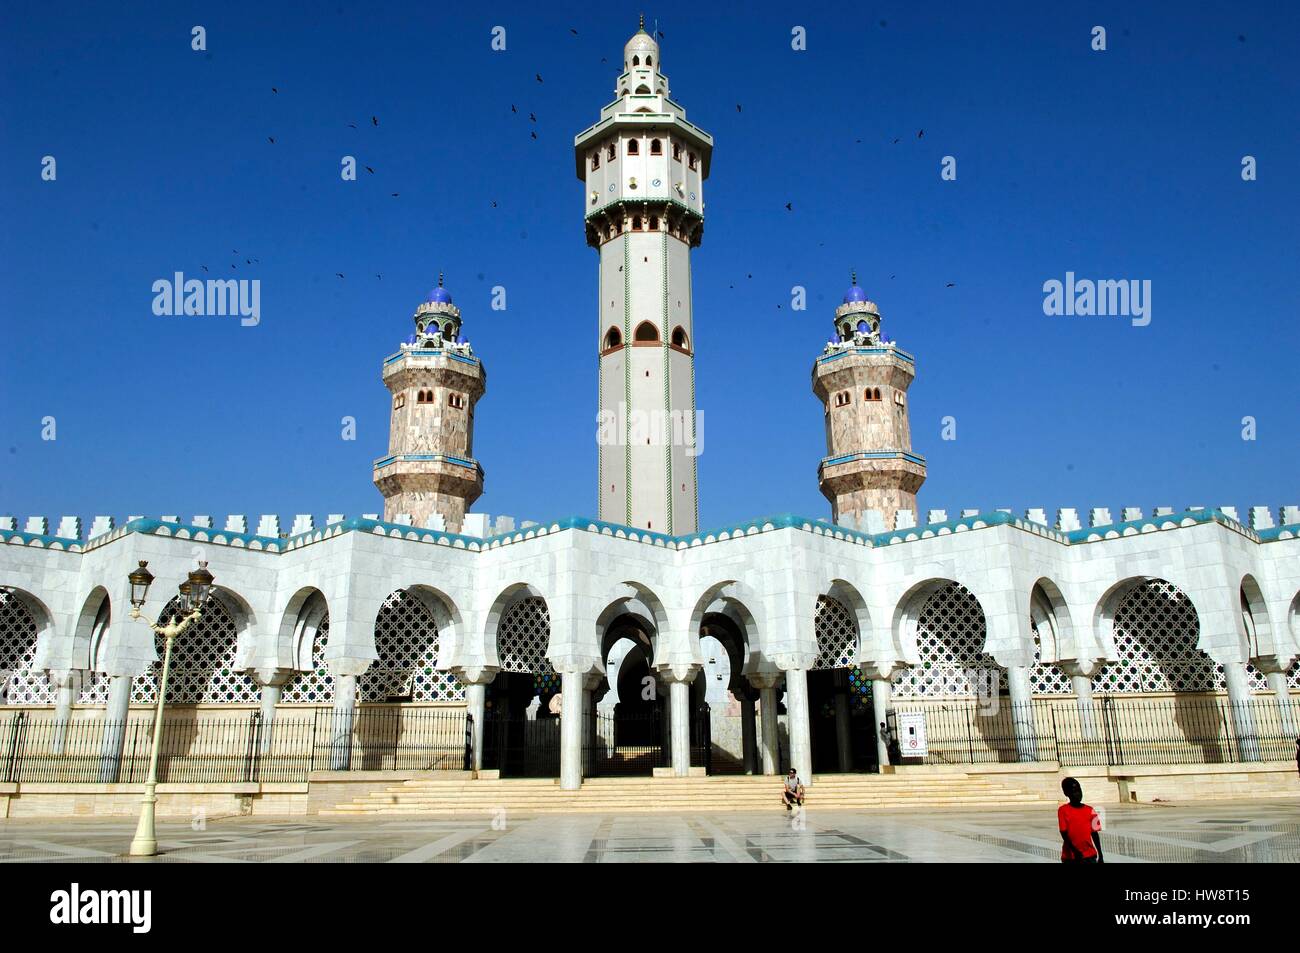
438;271;444;288
851;268;857;286
639;13;645;31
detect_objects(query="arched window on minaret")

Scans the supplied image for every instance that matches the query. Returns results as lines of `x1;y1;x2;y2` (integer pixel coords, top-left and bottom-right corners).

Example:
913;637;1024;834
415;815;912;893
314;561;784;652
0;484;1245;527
632;216;643;231
634;321;660;343
646;56;653;67
607;143;616;161
672;143;682;161
688;152;698;170
604;327;622;350
632;55;640;66
591;153;600;171
671;326;689;350
627;140;639;156
635;84;651;95
650;138;662;155
649;215;659;230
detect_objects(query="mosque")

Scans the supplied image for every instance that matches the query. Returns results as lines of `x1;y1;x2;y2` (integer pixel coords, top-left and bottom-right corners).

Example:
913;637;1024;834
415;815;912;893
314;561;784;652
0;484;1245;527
1;22;1297;797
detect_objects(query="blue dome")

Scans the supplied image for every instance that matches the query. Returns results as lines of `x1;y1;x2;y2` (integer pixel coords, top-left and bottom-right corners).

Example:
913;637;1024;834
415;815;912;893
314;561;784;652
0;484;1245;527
404;333;418;345
843;284;867;304
430;287;453;304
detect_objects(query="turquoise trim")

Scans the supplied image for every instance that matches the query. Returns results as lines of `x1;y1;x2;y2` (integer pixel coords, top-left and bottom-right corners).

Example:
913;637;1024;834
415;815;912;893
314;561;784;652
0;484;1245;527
383;349;480;368
9;509;1296;554
372;452;481;472
817;346;915;366
821;450;927;468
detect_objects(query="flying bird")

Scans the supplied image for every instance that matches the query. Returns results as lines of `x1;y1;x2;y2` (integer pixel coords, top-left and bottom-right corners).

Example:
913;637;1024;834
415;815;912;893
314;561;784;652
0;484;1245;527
371;116;379;126
491;201;498;208
511;104;517;113
271;87;278;93
336;273;345;279
347;122;357;129
736;104;742;112
365;166;375;174
201;265;208;272
917;129;925;139
391;192;399;197
529;112;536;122
267;137;275;144
945;282;955;287
535;73;543;83
530;131;538;139
570;28;578;36
785;202;792;211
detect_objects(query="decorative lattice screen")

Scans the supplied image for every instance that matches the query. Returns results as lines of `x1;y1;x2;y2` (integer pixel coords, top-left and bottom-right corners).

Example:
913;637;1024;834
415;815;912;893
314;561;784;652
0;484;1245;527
893;582;1004;697
282;613;333;704
0;590;52;705
812;596;858;670
358;590;464;702
1030;616;1072;694
1098;580;1215;693
498;597;553;674
133;596;258;704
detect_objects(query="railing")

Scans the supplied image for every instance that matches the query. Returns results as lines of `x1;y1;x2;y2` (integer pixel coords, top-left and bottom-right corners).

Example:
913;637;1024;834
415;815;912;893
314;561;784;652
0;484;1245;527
888;696;1298;767
0;707;473;784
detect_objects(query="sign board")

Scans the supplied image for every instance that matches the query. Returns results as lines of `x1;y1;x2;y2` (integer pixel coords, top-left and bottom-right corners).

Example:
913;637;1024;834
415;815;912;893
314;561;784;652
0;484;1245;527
897;711;928;758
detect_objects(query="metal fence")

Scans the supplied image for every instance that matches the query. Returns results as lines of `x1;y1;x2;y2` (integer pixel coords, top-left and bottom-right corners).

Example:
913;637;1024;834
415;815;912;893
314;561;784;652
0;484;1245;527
0;707;472;784
888;696;1299;767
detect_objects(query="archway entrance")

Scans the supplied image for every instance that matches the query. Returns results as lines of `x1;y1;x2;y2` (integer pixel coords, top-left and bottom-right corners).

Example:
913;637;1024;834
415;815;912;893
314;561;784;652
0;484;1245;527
589;619;666;775
482;596;560;777
808;594;879;773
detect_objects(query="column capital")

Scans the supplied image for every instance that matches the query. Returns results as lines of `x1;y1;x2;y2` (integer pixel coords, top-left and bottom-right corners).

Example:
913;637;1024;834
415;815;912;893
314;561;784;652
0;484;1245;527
655;661;700;683
552;656;603;676
859;660;908;681
1056;657;1106;679
770;651;816;673
453;664;500;686
583;671;606;692
1251;654;1297;676
46;669;85;690
327;657;373;678
746;671;784;691
252;667;295;687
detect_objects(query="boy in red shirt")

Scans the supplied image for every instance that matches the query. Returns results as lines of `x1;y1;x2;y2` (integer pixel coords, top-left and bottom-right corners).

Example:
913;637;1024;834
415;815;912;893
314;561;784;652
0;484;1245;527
1058;777;1104;863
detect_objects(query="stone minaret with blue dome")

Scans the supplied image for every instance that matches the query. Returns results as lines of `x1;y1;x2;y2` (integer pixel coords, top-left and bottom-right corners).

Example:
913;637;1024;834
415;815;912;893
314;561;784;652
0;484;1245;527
372;274;485;533
812;274;926;531
576;19;712;534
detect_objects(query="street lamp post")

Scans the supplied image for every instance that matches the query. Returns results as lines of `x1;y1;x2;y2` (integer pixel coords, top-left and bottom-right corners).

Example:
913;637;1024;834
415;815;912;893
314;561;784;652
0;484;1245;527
126;559;215;858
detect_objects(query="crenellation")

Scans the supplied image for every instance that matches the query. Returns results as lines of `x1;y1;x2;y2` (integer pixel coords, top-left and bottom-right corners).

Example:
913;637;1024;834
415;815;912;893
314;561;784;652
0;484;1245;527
1025;508;1048;526
1089;508;1112;528
423;513;446;531
861;509;886;533
1219;506;1240;523
24;517;48;535
89;516;114;538
926;509;948;525
327;514;346;525
1121;507;1143;522
256;515;280;537
1281;505;1300;525
290;514;314;535
161;515;179;524
55;516;81;540
1249;506;1274;531
1056;508;1081;532
493;515;516;535
0;517;14;532
894;509;916;530
1153;506;1174;517
225;515;247;533
192;515;213;528
960;509;980;519
462;513;491;538
393;513;414;526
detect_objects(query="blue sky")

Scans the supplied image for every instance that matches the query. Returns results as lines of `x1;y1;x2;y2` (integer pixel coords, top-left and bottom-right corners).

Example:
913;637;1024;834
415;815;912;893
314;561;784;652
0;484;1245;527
1;1;1296;532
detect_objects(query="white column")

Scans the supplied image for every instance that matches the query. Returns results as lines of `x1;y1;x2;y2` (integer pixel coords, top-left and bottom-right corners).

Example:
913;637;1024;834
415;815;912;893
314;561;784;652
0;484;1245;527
258;682;282;753
740;693;758;774
465;683;487;771
785;668;813;784
833;670;852;772
870;676;892;768
1223;661;1260;761
750;674;782;775
1070;674;1098;740
1006;665;1038;762
670;679;691;776
330;674;357;771
49;670;82;756
1264;670;1296;737
560;670;584;790
99;673;131;782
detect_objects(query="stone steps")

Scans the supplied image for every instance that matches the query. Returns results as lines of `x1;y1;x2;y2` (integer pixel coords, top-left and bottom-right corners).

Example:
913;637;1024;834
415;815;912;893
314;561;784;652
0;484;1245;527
320;772;1050;816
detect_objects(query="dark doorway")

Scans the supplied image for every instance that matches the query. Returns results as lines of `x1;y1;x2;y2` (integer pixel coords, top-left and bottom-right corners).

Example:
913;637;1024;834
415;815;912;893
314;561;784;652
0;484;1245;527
809;668;880;773
483;671;560;777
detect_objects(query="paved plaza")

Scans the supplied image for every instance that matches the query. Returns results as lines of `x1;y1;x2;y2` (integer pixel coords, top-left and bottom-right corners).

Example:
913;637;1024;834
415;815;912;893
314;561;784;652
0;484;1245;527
0;800;1296;863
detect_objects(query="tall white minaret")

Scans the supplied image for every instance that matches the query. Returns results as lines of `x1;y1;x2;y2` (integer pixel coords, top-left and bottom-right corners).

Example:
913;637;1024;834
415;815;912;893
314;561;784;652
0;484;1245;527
576;19;712;534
